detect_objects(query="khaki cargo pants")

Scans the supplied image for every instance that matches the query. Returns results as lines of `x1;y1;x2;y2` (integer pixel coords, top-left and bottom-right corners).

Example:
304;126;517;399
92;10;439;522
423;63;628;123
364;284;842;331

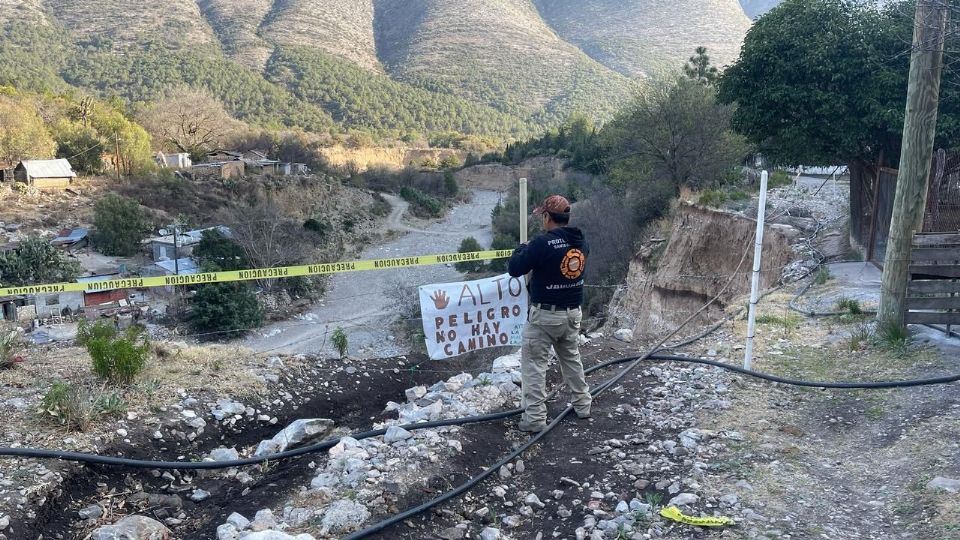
520;305;591;426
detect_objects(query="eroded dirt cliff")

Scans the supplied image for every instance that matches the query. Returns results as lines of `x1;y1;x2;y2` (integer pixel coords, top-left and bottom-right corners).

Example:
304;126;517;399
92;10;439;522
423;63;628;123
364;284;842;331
609;202;799;337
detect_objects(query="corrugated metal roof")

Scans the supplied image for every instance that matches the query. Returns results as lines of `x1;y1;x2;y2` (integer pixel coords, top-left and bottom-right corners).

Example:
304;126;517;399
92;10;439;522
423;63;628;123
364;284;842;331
51;228;88;244
20;159;77;178
154;258;199;275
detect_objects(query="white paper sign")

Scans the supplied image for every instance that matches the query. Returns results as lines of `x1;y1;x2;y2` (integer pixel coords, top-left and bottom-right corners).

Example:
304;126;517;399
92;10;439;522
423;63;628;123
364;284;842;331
419;273;527;360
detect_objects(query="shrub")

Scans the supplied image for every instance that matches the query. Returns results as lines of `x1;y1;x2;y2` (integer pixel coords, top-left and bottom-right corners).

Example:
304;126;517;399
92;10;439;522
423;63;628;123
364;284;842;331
768;170;793;189
835;297;863;315
0;237;82;286
814;266;831;285
332;327;348;358
194;229;248;271
400;186;443;218
0;327;24;369
488;235;516;272
439;154;463;170
41;382;97;432
79;320;150;385
698;189;728;207
443;170;459;197
455;237;486;274
92;194;151;256
191;282;263;338
878;322;909;351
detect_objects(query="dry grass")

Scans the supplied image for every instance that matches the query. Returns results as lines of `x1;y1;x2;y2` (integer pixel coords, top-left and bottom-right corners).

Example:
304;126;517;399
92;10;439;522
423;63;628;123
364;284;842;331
148;342;267;400
695;286;960;540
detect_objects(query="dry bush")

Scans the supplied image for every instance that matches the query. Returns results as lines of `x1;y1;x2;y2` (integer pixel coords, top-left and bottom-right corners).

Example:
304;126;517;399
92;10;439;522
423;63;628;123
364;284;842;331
0;326;24;369
40;382;98;432
575;187;642;317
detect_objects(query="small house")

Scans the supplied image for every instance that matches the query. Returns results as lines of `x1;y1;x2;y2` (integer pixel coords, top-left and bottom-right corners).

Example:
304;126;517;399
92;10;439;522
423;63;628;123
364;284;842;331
191;161;245;180
143;226;230;261
78;274;129;310
33;290;85;318
50;227;89;250
206;151;243;163
0;296;29;322
156;152;192;169
147;257;200;277
14;159;77;190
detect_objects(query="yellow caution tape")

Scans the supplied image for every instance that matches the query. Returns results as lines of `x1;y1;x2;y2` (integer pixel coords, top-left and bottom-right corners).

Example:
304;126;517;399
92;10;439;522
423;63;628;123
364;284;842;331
0;249;514;297
659;506;735;527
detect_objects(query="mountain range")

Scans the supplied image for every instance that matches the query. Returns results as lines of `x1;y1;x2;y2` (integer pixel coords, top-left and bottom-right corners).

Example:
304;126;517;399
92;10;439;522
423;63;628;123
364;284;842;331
1;0;753;139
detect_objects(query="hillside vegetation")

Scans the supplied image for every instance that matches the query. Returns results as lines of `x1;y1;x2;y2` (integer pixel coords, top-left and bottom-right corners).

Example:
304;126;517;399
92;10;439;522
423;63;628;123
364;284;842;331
0;0;754;140
374;0;635;125
534;0;752;77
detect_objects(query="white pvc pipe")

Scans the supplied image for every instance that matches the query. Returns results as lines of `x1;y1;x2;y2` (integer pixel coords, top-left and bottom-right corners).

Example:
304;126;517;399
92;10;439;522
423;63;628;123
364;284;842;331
744;170;769;369
519;178;528;244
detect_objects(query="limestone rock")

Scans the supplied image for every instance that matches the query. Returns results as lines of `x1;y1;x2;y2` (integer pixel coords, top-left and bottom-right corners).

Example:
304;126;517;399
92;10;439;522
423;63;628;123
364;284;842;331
91;515;171;540
383;426;413;443
207;447;240;462
667;493;699;507
319;500;370;535
255;419;335;457
492;352;521;373
927;477;960;493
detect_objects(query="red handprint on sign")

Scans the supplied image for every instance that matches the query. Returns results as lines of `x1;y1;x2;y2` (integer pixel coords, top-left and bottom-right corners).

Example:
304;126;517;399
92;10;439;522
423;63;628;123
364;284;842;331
431;290;450;309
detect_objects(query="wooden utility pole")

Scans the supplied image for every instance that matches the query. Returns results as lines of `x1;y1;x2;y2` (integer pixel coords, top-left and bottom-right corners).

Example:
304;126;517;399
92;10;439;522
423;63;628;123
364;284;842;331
114;134;122;181
879;0;949;330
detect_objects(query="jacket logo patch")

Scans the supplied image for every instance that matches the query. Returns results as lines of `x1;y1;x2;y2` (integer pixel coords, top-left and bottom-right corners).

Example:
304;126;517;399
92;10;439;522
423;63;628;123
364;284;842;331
560;249;586;280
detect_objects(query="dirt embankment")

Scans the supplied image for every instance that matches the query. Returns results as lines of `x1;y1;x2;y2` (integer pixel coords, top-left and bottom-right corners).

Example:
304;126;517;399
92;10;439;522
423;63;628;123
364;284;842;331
319;146;466;172
609;202;799;338
455;156;592;192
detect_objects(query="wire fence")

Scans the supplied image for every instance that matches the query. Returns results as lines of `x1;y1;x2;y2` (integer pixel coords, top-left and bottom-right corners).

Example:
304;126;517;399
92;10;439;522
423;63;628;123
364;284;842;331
856;150;960;264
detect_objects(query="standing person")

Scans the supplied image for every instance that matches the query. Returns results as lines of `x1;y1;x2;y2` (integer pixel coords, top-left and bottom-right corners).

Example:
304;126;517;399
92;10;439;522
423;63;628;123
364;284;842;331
508;195;591;432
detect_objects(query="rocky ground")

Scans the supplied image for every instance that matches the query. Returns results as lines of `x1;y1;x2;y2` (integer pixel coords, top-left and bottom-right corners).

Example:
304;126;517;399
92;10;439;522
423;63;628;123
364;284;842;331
2;172;958;540
2;283;958;540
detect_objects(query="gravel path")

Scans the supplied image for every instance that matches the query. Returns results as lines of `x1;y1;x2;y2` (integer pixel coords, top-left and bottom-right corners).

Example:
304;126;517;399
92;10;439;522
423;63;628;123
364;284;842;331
243;190;501;358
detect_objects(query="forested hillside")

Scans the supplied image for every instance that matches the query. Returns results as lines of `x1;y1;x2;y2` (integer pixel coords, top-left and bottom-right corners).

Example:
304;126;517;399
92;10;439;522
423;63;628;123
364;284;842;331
534;0;752;77
373;0;634;125
0;0;755;140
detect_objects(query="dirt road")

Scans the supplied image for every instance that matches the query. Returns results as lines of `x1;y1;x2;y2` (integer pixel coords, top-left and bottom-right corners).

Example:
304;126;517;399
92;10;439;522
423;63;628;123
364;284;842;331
243;190;502;358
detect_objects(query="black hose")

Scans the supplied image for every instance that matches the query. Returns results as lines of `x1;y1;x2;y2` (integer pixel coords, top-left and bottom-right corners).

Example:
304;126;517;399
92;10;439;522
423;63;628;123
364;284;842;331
344;353;960;539
647;354;960;389
0;410;519;470
1;354;957;469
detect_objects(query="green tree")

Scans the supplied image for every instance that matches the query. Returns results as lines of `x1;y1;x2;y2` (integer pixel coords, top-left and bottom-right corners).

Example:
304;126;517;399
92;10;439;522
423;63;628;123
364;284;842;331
683;46;719;86
0;237;81;286
443;170;459;197
191;282;263;338
92;194;151;256
51;119;103;175
0;94;56;165
90;104;153;175
717;0;960;169
193;229;247;271
604;77;750;193
455;237;486;273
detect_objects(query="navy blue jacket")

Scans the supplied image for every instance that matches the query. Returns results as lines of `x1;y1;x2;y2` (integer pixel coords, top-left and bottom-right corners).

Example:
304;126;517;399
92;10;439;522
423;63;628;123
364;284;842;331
508;227;589;307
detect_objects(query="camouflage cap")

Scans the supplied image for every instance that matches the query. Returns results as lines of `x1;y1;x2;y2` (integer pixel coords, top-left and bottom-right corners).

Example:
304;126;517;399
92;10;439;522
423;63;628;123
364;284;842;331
533;194;571;216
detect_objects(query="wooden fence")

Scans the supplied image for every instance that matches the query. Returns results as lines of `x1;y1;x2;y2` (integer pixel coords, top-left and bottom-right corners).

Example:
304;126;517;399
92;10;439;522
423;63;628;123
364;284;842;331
906;232;960;328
